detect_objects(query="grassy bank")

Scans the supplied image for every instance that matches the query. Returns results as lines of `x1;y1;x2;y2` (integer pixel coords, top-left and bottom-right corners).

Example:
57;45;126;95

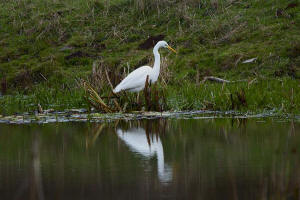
0;0;299;115
1;78;299;115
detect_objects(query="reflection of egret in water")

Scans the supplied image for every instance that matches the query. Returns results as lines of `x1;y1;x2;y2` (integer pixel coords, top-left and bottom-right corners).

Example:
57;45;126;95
117;127;172;183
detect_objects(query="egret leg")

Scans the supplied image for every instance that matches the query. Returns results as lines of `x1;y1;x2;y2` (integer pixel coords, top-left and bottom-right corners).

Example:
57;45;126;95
123;91;130;102
136;93;140;105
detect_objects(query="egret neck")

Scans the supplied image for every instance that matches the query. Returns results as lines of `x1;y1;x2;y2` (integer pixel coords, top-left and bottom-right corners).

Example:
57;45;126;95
152;44;161;83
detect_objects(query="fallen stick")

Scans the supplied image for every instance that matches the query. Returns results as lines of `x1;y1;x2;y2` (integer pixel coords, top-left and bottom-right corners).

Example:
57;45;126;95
201;76;248;84
201;76;230;83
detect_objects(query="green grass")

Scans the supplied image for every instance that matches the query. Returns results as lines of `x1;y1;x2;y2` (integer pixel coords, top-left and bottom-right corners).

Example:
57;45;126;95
0;0;299;115
0;84;86;115
1;78;299;115
166;78;300;113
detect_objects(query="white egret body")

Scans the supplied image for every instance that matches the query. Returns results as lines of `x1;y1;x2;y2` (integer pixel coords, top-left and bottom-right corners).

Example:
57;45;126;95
113;41;176;93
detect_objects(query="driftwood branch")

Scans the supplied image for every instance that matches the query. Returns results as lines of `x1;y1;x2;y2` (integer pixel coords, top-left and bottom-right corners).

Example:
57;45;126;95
201;76;248;84
201;76;230;83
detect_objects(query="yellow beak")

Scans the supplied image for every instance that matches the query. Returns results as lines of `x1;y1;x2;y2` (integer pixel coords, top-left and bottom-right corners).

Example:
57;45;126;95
167;45;177;53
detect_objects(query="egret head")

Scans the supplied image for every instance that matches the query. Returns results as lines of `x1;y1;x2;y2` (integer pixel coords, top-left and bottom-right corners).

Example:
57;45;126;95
156;41;177;53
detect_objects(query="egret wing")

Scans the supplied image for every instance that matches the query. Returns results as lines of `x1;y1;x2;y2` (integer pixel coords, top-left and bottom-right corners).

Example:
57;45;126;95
114;66;152;92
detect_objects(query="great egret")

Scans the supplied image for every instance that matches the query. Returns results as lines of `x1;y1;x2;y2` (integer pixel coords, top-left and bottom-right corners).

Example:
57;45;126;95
113;41;176;93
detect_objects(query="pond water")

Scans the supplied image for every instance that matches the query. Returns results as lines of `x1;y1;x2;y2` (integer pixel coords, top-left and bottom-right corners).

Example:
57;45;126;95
0;118;300;199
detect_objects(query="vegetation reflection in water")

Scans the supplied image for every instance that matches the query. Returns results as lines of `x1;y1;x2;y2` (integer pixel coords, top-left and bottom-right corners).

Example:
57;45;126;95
0;118;300;199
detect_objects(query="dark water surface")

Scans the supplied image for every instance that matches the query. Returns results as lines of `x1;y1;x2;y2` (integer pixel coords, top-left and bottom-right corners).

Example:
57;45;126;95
0;118;300;200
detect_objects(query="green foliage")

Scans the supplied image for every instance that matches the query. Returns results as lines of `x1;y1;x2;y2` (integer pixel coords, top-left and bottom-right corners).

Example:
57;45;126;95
166;78;300;113
0;0;299;114
0;84;86;115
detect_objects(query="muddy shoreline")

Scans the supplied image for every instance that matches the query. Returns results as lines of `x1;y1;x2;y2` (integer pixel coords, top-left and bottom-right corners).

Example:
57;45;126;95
0;109;298;124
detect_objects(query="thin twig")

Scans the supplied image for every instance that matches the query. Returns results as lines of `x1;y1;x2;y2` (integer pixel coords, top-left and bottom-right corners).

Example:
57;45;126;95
39;73;47;81
105;68;122;112
105;68;114;91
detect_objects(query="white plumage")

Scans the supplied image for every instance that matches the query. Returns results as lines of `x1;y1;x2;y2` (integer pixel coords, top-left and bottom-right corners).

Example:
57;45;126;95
113;41;176;93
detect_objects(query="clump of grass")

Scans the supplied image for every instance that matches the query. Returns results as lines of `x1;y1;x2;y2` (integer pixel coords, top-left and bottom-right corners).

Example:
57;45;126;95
81;80;113;113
